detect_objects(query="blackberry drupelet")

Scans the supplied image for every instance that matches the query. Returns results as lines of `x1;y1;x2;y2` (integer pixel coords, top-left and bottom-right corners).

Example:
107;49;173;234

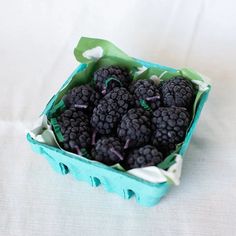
161;76;195;109
63;85;100;113
93;65;132;94
122;145;163;169
117;108;151;149
56;107;91;155
91;137;124;165
152;107;190;155
91;87;133;136
129;79;161;110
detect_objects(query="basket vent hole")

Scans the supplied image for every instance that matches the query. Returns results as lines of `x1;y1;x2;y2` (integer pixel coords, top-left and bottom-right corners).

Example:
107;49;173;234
127;189;135;199
59;163;69;174
93;177;101;186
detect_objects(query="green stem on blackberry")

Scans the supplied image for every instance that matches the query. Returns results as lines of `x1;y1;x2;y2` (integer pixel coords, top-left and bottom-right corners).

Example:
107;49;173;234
145;95;160;101
110;148;124;161
92;130;97;145
139;99;151;111
105;77;122;87
74;104;88;109
124;139;130;149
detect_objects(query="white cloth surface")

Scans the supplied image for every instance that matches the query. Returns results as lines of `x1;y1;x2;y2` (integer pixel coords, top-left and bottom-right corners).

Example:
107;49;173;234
0;0;236;235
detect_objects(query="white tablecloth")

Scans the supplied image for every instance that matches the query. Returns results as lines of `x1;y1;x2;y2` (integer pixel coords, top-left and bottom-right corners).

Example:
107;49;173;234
0;0;236;235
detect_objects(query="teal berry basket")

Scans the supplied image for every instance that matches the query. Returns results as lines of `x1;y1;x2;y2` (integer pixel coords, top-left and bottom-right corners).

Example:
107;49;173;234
27;59;211;207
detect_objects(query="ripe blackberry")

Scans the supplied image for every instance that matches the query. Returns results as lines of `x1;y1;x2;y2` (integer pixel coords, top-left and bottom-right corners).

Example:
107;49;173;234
152;107;190;155
63;85;101;113
117;108;151;149
122;145;163;170
91;137;124;165
161;77;195;108
91;87;133;136
129;79;161;110
93;65;132;94
56;107;91;155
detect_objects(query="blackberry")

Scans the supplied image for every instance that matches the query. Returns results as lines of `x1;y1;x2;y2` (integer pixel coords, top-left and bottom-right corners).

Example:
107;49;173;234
122;145;163;170
129;79;161;110
91;87;133;137
161;77;195;108
152;107;190;155
117;108;151;149
56;107;91;155
63;85;100;113
91;137;124;165
93;65;132;94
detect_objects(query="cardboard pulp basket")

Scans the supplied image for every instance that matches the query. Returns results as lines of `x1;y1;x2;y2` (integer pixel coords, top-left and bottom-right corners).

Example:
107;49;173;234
27;59;210;207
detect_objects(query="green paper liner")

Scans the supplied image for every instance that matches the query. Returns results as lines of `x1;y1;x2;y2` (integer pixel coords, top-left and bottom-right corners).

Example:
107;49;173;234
50;118;64;143
74;37;141;68
48;99;66;119
157;145;182;170
45;37;211;171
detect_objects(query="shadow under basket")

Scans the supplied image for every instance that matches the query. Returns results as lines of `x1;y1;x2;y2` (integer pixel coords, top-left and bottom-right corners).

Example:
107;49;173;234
27;58;210;207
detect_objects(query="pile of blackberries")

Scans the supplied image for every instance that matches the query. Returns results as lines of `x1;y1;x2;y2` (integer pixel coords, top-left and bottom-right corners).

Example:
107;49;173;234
51;65;195;170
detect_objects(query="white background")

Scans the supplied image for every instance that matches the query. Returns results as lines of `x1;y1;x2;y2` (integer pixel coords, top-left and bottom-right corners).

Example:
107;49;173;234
0;0;236;235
